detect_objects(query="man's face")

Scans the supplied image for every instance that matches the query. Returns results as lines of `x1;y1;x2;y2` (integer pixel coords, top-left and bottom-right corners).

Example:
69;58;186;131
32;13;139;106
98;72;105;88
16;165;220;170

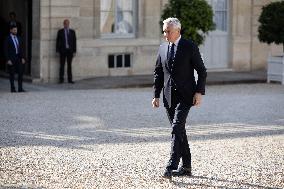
163;24;180;43
63;20;70;28
10;28;17;35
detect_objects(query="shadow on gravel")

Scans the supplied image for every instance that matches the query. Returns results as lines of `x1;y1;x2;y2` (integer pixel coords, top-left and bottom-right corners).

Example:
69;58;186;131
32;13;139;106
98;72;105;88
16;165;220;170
0;122;283;149
172;175;282;189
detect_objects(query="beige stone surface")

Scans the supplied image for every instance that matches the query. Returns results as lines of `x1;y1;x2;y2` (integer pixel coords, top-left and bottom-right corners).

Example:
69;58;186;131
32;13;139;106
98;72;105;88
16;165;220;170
50;7;80;17
29;0;279;82
144;1;161;39
50;0;80;7
231;40;251;71
77;17;94;39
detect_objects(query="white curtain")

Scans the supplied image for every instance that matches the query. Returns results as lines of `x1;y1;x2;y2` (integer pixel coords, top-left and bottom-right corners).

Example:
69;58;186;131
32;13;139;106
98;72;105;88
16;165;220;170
101;0;134;34
100;0;114;33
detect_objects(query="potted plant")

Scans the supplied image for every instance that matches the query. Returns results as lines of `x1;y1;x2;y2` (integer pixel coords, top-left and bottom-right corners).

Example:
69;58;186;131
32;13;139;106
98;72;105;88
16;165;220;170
161;0;215;46
258;1;284;84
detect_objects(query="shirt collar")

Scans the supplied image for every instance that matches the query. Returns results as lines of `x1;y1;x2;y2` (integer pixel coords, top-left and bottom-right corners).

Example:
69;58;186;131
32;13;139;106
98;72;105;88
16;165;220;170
171;35;181;46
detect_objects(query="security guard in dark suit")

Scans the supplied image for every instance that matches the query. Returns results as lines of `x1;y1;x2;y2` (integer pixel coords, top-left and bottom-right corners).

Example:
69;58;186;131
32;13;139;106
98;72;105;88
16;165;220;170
56;19;77;84
4;25;26;92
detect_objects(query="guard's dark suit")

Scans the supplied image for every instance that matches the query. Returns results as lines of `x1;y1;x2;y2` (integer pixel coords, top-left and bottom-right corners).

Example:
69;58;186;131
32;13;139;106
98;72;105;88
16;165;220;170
56;28;76;82
4;34;25;91
154;38;207;171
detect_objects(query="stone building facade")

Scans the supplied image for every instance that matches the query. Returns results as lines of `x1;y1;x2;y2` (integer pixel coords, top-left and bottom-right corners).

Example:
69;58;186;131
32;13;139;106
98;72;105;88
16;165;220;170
0;0;282;83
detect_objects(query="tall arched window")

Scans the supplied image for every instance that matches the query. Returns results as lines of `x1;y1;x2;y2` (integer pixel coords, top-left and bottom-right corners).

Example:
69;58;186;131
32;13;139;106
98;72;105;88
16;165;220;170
100;0;136;38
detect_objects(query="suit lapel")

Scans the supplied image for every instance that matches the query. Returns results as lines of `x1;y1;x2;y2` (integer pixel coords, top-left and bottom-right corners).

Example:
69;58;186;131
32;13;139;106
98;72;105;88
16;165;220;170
160;42;171;73
173;38;184;68
161;39;184;73
165;43;171;72
9;35;17;53
161;42;169;60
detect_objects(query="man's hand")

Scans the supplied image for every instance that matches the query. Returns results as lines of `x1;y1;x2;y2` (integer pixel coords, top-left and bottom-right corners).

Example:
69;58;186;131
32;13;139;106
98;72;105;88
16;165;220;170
21;58;25;64
7;60;12;65
193;93;202;107
152;98;160;108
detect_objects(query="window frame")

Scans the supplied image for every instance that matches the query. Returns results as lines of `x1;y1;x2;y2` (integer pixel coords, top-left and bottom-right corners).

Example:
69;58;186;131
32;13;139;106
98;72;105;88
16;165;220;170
212;0;228;32
100;0;137;39
108;53;132;68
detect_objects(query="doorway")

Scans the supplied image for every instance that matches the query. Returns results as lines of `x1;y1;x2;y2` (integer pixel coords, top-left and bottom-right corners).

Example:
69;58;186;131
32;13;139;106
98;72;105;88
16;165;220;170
0;0;32;75
200;0;230;70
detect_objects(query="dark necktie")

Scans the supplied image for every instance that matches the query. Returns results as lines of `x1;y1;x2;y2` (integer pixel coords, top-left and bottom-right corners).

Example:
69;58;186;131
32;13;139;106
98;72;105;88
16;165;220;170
169;43;175;70
65;29;70;49
13;36;19;54
169;43;175;61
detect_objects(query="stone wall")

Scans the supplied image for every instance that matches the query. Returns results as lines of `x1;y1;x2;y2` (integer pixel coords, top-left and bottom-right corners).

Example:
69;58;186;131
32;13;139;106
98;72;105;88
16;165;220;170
33;0;162;82
231;0;282;71
230;0;253;71
32;0;284;82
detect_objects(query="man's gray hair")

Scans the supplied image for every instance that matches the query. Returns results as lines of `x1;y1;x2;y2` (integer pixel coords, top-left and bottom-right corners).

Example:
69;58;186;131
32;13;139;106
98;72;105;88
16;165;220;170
163;17;181;30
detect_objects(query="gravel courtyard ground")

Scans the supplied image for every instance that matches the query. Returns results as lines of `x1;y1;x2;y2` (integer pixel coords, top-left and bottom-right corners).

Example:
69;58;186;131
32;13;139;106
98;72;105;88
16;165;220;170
0;82;283;189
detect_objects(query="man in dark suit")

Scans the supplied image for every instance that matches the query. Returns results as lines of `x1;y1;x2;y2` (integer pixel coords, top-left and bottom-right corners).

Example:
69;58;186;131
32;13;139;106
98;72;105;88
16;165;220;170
4;25;26;93
152;18;207;180
56;19;76;84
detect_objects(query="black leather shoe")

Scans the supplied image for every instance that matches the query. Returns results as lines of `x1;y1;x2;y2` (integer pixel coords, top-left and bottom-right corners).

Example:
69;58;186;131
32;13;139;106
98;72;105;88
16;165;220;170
18;89;26;93
163;169;172;180
68;81;75;84
172;167;192;177
11;88;16;93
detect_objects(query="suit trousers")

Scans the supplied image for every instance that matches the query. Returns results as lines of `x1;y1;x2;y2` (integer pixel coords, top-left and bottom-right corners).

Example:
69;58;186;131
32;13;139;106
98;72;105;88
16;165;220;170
165;89;192;170
7;58;24;91
59;50;73;82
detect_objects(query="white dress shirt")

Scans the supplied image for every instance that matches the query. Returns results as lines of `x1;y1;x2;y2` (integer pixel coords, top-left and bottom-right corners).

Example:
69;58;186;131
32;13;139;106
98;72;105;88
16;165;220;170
10;34;19;54
169;35;181;58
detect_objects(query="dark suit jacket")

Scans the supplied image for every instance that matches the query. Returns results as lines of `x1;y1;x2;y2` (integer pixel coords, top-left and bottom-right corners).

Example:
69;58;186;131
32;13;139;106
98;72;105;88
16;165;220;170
56;28;77;54
154;38;207;106
4;35;24;64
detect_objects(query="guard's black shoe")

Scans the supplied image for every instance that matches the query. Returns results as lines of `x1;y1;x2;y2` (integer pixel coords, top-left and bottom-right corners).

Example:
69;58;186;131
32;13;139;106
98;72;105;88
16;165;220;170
172;167;192;177
68;81;75;84
11;88;16;93
163;169;172;180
